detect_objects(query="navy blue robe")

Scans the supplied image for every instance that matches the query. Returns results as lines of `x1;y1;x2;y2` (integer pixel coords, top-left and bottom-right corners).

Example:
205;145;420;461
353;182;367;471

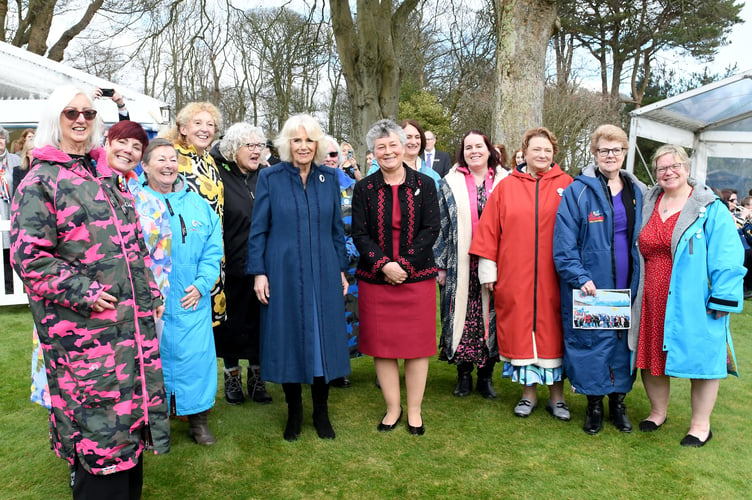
247;162;349;383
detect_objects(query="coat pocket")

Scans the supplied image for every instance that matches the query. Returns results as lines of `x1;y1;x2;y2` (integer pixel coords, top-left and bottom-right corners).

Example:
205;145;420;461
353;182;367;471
67;349;122;407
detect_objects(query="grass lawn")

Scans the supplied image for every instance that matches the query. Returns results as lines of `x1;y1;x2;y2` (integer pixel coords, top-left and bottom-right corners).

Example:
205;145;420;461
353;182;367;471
1;303;750;499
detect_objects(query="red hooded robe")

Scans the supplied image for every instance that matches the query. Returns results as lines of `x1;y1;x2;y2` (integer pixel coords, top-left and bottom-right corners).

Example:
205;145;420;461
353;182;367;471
469;164;572;365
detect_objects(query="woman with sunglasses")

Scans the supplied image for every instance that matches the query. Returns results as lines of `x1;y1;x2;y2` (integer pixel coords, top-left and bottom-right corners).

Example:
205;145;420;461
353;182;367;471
634;144;745;447
209;123;272;406
11;86;169;498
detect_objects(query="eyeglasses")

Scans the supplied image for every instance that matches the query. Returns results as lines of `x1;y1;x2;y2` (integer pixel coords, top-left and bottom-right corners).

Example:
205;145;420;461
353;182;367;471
244;143;264;150
61;108;97;121
596;147;624;158
327;152;339;158
656;163;685;175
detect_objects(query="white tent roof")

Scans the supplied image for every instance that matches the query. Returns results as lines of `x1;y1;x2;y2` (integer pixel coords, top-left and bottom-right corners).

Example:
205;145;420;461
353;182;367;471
0;41;168;132
627;69;752;191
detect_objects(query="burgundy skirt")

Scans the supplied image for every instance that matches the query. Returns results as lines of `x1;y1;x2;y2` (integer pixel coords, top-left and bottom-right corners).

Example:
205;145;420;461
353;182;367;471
358;279;437;359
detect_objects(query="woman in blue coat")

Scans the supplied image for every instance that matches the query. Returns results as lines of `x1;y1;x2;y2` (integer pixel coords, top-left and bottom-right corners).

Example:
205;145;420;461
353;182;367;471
247;114;349;442
134;138;223;445
554;125;646;435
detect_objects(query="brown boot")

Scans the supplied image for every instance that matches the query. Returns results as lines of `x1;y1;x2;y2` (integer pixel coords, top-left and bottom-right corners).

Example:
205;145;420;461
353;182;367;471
188;411;217;445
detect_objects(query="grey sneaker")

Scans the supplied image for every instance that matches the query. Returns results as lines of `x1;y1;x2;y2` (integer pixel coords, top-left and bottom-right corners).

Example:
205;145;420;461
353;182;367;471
546;400;571;421
513;398;537;417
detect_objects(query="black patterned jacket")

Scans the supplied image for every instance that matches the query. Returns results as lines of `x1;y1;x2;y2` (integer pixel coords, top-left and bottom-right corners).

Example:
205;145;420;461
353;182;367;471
352;165;440;284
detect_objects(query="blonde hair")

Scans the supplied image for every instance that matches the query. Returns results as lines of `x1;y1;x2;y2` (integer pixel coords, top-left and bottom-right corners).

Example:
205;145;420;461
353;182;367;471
274;114;327;165
652;144;690;172
590;124;628;156
162;102;222;148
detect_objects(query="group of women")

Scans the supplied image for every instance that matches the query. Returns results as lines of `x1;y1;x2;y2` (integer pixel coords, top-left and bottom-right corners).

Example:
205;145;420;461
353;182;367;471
9;84;745;498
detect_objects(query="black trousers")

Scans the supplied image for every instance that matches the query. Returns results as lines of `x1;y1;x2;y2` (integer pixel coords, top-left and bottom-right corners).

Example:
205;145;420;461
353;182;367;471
72;458;143;500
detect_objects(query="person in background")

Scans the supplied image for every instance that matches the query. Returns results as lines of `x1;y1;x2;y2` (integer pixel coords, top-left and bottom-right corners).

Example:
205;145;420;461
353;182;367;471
162;102;226;327
248;114;350;441
1;125;21;294
340;141;363;181
422;130;453;177
493;143;509;171
470;127;573;421
353;119;440;436
210;123;272;405
94;88;133;122
512;148;524;168
10;127;34;154
435;130;505;399
13;139;34;194
262;140;281;167
635;144;745;447
554;125;646;435
365;150;374;169
11;85;169;497
323;136;360;388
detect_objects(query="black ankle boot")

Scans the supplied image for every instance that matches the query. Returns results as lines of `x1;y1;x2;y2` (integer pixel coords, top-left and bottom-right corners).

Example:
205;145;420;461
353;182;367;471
282;383;303;441
223;366;245;405
476;361;497;399
311;377;335;439
609;393;633;433
583;395;604;435
248;366;272;404
453;363;473;397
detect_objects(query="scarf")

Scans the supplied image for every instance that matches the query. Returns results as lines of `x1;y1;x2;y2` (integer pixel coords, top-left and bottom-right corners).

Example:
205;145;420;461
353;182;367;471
456;164;495;237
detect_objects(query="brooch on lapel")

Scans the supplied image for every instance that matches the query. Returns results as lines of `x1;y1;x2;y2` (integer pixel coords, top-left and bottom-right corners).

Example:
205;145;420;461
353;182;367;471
319;174;325;183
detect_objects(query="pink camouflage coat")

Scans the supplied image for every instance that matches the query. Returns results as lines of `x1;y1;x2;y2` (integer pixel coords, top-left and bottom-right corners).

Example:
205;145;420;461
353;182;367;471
11;145;170;475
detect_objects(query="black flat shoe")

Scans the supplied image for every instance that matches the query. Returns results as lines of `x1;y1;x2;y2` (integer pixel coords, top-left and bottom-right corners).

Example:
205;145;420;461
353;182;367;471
407;423;425;436
377;407;403;432
680;429;712;447
330;377;352;388
638;418;666;432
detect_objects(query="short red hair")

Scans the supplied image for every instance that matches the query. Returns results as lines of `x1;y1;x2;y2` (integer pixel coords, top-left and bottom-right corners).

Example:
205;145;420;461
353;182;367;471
107;120;148;150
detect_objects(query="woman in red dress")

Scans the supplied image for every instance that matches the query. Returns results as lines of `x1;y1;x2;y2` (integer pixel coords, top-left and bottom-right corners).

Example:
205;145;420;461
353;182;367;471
352;119;440;436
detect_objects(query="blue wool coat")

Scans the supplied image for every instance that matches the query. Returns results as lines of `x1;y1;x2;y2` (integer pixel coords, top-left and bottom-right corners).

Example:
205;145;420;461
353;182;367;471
634;181;744;379
553;166;645;394
147;178;222;415
247;162;349;384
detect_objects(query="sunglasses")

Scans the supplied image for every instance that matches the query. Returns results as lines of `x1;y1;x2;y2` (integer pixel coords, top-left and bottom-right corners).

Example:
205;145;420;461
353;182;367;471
61;108;98;121
327;152;339;158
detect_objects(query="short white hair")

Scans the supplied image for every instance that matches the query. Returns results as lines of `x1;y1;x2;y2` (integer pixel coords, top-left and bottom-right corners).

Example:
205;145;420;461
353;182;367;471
219;122;266;163
34;85;103;153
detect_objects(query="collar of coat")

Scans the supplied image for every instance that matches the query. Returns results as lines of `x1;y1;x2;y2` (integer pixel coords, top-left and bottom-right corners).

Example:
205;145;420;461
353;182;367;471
578;164;647;197
367;163;425;190
642;178;718;256
512;162;567;181
32;145;110;177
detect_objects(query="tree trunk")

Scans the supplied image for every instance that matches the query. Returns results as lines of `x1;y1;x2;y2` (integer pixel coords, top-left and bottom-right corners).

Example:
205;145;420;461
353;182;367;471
492;0;557;151
330;0;420;157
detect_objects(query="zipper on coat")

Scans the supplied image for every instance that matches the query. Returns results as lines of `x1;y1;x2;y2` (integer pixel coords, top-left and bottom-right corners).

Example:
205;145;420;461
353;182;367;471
533;178;539;333
164;199;186;244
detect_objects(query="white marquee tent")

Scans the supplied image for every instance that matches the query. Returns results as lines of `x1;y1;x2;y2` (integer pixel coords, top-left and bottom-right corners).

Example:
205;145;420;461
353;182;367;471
627;69;752;193
0;40;168;133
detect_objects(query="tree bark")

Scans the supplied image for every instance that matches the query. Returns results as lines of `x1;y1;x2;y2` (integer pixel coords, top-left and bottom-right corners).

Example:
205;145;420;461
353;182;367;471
492;0;557;151
330;0;420;157
46;0;105;61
